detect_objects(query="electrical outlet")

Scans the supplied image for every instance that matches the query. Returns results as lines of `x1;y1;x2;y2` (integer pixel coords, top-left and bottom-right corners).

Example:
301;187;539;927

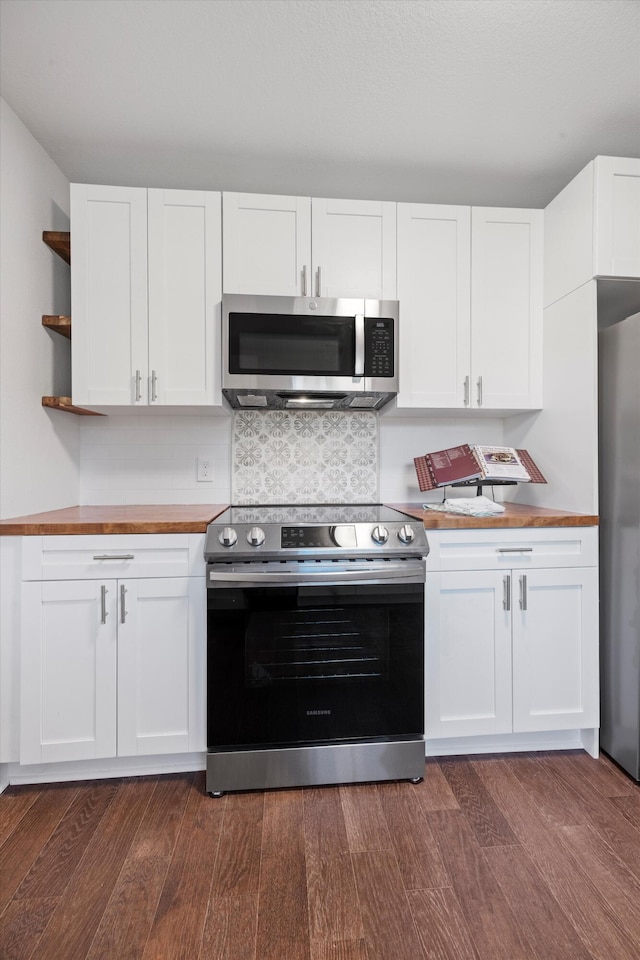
197;457;213;482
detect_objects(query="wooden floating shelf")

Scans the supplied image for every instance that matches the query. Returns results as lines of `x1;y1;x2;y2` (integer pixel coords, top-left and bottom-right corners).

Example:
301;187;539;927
42;315;71;339
42;397;105;417
42;231;71;264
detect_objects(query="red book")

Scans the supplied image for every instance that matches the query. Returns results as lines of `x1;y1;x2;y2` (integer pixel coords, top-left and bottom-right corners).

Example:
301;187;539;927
415;444;481;490
414;445;546;492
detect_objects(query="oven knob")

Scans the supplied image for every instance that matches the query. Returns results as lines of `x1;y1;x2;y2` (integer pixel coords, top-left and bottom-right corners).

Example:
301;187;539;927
398;524;416;544
371;524;389;544
247;526;265;547
218;526;237;547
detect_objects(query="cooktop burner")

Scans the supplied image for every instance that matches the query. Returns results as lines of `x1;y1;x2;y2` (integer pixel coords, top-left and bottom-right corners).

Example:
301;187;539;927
204;503;429;562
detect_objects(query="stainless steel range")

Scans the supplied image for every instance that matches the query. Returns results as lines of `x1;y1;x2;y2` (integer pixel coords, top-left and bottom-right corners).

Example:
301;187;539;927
204;504;428;796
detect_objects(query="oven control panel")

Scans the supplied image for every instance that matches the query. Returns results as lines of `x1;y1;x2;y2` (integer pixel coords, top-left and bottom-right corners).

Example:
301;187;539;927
207;521;428;561
281;525;358;549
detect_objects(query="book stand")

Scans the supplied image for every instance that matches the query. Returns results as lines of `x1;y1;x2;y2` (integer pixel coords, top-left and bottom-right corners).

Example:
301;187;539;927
445;479;518;501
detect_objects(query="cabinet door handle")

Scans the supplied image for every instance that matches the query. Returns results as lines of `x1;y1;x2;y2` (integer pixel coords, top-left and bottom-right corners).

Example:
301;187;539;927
100;585;108;624
463;375;470;406
316;265;322;297
497;547;533;554
302;264;308;296
503;574;511;611
151;369;158;402
519;574;528;611
135;369;142;402
120;584;128;623
477;375;483;407
93;554;135;560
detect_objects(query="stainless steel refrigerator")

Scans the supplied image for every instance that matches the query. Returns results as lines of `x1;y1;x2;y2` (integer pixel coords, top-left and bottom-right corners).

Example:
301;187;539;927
599;310;640;781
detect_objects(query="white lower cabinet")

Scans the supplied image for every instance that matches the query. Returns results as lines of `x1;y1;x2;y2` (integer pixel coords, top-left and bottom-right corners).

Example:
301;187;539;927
425;528;599;742
20;537;206;765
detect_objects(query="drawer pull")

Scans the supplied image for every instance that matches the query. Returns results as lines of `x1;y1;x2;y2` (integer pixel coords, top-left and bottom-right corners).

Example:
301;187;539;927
93;554;135;561
496;547;533;553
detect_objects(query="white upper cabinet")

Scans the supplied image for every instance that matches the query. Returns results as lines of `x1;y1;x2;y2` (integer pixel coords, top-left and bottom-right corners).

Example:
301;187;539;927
396;204;471;408
71;184;148;405
396;204;542;411
471;208;543;410
222;193;397;299
594;156;640;278
544;155;640;307
311;198;397;299
71;184;222;406
147;189;221;405
222;193;311;296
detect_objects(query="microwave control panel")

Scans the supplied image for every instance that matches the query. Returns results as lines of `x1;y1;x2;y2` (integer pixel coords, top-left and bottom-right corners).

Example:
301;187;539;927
365;319;394;378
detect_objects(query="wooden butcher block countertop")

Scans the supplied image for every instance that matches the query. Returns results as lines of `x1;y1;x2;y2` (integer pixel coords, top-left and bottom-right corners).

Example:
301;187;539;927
389;502;599;529
0;504;230;535
0;502;598;535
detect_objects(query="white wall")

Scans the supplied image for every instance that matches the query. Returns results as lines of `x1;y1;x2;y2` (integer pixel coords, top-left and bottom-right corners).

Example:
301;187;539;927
0;98;80;518
379;415;505;503
80;412;231;505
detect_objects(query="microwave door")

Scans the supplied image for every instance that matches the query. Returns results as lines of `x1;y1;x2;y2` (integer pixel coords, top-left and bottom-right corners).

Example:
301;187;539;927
223;297;367;393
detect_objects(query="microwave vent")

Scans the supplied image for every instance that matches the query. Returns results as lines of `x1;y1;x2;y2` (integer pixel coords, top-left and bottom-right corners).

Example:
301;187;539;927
348;396;382;408
236;394;268;407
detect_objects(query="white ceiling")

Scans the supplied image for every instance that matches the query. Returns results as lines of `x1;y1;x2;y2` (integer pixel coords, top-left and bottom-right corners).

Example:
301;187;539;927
1;0;639;207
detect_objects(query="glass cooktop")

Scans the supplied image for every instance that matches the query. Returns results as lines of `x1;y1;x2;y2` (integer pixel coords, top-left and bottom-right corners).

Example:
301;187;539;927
216;504;413;525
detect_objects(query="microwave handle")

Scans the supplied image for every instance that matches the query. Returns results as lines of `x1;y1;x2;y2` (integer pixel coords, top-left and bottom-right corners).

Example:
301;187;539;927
354;315;365;377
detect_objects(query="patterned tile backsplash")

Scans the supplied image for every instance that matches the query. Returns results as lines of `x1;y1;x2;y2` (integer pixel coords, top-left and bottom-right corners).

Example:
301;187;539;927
232;411;378;504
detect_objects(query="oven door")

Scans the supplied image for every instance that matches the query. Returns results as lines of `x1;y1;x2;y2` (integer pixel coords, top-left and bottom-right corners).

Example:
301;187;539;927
207;560;425;751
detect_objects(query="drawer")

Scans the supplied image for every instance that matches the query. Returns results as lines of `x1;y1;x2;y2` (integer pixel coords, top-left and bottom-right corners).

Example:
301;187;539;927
21;534;205;581
425;527;598;572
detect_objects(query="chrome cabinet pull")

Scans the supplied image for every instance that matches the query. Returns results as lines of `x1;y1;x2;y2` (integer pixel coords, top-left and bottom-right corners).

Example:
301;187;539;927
519;574;528;610
151;369;158;402
135;369;142;402
354;315;365;377
497;547;533;554
100;585;108;624
93;554;135;560
463;375;470;406
477;375;483;407
503;574;511;611
120;584;128;623
302;264;308;296
316;265;322;297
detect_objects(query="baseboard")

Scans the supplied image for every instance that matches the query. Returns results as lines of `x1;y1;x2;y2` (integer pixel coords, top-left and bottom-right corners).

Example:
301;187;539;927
0;763;10;795
4;730;601;787
425;728;589;757
7;752;206;786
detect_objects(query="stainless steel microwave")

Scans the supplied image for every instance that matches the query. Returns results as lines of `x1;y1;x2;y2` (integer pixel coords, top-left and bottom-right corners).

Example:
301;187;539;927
221;294;399;410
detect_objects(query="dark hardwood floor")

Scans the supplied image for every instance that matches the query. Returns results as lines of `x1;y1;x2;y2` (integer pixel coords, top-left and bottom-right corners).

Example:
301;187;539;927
1;751;639;960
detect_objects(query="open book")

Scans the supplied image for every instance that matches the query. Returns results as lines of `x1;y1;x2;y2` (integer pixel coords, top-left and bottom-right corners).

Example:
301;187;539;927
414;444;546;492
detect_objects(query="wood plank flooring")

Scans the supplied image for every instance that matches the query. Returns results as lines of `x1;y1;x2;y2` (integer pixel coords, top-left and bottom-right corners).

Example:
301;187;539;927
0;751;638;960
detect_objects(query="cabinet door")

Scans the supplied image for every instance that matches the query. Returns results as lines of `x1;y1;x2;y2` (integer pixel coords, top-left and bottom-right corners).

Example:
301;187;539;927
21;580;117;764
222;192;311;296
511;567;599;732
312;198;397;299
117;577;205;756
471;208;543;409
396;203;471;408
148;190;222;405
71;184;148;405
425;571;512;739
594;156;640;278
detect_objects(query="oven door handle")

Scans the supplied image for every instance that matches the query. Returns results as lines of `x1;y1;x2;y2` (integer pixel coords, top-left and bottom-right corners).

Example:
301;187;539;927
208;563;424;586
